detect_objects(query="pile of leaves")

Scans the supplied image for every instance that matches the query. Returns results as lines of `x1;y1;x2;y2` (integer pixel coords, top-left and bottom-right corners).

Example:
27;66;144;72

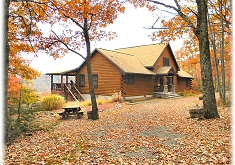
5;96;231;164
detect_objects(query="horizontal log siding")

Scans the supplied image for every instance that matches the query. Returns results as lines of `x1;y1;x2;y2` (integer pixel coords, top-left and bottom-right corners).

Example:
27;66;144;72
175;77;192;92
123;74;155;96
154;46;178;72
76;52;122;95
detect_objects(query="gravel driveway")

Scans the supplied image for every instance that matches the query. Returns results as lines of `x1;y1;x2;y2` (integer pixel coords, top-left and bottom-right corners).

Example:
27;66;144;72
5;96;231;164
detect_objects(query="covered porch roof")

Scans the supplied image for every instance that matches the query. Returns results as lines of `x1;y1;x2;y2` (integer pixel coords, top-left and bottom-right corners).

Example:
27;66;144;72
155;66;176;76
45;68;78;76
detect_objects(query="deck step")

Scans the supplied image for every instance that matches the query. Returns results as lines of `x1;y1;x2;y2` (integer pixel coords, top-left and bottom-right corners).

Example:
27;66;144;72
154;92;180;98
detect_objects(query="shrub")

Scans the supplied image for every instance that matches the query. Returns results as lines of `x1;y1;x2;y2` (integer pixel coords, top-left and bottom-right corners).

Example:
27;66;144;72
81;100;92;106
177;90;201;97
97;98;112;105
111;91;123;102
6;109;40;143
40;94;65;110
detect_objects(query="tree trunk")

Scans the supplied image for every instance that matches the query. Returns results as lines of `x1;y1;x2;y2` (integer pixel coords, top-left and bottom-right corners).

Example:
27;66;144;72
17;81;23;122
195;0;220;119
83;18;99;120
220;1;226;104
4;0;10;143
208;15;222;100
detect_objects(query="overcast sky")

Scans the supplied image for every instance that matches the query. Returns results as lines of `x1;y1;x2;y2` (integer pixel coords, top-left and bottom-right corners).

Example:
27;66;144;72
28;4;183;74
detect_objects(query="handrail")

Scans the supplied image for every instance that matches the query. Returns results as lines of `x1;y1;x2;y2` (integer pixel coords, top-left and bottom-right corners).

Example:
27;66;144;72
74;86;86;101
64;84;78;101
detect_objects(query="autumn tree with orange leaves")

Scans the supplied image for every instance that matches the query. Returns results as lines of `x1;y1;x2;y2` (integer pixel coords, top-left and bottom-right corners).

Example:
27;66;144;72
129;0;226;119
147;0;231;117
147;0;231;104
4;1;125;142
4;0;53;142
42;0;125;120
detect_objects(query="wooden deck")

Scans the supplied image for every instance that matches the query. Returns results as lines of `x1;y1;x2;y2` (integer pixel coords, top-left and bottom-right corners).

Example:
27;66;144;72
52;83;85;102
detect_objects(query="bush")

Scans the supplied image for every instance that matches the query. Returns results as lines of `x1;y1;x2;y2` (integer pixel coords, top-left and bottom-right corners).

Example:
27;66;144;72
112;91;123;102
97;98;112;105
81;100;92;106
177;90;201;97
40;94;65;110
6;109;40;143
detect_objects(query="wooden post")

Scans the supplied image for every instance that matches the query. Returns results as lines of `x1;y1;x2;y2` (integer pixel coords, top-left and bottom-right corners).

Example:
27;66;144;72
51;75;53;92
66;75;68;84
65;75;69;94
172;76;175;93
163;76;168;93
61;75;64;92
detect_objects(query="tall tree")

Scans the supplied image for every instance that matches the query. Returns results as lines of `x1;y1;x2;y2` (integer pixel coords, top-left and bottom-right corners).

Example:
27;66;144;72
207;0;231;104
5;0;11;143
130;0;220;118
194;0;219;118
43;0;125;120
5;0;50;141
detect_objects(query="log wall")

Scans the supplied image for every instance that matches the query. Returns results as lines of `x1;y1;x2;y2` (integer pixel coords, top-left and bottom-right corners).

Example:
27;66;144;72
76;52;122;96
122;74;155;96
175;77;192;92
154;46;179;72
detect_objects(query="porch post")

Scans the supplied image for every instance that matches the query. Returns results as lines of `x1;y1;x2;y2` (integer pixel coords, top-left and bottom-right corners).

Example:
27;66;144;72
163;76;168;93
66;75;69;84
61;75;64;92
172;76;175;93
51;75;53;92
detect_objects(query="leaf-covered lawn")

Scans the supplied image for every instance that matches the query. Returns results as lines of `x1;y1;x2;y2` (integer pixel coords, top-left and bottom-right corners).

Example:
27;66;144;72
5;96;232;164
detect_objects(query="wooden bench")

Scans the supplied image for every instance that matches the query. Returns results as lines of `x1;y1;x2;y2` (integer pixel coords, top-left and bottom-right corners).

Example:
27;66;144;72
58;106;84;119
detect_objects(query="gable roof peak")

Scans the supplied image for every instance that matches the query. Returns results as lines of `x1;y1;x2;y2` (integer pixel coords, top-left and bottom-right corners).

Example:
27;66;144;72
96;48;134;56
114;43;171;67
114;42;169;50
95;48;155;75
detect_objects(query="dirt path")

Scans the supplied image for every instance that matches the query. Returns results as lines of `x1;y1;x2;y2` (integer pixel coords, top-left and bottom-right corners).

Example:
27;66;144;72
5;96;231;164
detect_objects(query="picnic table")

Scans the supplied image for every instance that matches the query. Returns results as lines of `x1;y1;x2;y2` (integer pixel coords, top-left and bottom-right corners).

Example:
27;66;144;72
58;106;84;119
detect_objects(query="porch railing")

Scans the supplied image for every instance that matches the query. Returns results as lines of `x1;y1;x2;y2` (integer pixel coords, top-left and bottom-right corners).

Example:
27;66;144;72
51;83;85;101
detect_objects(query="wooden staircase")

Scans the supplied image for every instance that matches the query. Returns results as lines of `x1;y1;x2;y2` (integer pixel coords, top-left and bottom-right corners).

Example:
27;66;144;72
64;84;85;101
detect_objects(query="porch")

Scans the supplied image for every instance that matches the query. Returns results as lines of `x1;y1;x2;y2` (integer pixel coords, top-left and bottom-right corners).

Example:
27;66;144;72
155;66;177;93
46;68;85;102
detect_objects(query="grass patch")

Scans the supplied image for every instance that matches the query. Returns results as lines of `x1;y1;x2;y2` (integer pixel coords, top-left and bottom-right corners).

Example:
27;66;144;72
177;90;201;97
40;94;65;110
65;94;122;108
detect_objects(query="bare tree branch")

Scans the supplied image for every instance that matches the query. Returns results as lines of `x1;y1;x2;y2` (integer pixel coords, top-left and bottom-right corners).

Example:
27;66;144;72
64;14;84;30
50;30;85;59
147;0;197;30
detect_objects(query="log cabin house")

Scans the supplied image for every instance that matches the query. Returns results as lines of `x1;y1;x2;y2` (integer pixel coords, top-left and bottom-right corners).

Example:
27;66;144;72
46;43;193;101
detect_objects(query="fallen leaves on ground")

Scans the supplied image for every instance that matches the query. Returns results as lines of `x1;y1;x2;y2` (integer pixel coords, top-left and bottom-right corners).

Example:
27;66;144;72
5;96;232;164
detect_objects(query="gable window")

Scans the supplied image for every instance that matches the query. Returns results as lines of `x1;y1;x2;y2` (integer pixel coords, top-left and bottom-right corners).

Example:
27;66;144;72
79;74;85;87
125;74;134;84
164;57;170;66
92;74;98;88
